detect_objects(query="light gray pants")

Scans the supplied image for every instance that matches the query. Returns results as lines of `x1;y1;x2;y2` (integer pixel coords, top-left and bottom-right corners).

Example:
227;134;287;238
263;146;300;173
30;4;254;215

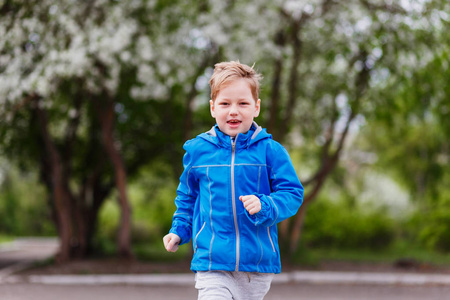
195;271;274;300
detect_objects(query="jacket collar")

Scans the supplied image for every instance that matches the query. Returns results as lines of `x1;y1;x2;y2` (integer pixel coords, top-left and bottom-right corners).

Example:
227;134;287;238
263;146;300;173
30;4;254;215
200;121;271;148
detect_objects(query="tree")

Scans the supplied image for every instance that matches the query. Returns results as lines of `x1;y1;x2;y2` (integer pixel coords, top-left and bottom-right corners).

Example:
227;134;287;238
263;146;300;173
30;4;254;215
282;0;448;254
0;0;137;260
0;0;215;261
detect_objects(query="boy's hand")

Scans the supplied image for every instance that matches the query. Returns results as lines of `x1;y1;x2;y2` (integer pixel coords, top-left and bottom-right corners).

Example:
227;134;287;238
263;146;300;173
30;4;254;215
163;233;181;252
239;195;261;215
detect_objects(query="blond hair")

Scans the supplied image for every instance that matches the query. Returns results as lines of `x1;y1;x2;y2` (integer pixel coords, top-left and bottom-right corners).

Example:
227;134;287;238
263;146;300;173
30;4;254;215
209;61;262;101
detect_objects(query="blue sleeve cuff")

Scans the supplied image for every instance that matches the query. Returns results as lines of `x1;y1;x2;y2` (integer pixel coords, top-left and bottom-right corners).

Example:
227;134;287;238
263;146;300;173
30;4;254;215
244;194;270;226
169;226;191;245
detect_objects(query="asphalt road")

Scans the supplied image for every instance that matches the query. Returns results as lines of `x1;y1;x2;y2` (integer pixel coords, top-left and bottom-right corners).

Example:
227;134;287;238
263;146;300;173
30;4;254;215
2;281;450;300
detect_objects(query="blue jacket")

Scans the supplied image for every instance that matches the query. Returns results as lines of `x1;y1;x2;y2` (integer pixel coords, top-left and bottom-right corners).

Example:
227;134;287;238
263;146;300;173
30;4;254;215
169;122;303;274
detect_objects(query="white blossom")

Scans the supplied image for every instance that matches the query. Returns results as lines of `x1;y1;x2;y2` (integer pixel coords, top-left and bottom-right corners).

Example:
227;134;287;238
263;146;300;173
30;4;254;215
0;0;444;121
136;36;153;61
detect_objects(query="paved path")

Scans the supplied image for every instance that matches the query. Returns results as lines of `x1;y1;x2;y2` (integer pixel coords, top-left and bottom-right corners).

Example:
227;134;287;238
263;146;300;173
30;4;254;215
0;237;58;280
2;281;450;300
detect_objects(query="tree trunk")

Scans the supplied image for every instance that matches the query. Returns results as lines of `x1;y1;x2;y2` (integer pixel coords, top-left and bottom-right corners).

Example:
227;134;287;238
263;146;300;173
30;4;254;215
278;20;302;144
79;149;111;255
30;92;122;260
33;95;74;262
288;110;357;254
96;97;133;258
288;203;308;254
268;30;286;139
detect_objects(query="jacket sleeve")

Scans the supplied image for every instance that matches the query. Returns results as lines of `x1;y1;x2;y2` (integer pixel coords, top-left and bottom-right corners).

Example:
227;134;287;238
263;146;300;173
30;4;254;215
246;143;303;227
169;142;198;245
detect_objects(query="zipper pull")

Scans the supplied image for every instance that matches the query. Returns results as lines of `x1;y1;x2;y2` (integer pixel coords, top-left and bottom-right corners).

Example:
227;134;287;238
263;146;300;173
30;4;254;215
231;136;236;151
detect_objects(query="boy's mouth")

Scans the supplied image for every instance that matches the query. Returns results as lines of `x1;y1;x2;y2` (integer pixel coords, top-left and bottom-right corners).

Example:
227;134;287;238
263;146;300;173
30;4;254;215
227;119;242;126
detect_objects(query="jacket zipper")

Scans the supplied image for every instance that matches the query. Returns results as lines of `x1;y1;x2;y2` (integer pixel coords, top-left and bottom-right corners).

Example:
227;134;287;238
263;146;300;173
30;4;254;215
194;222;206;253
268;227;276;252
231;137;240;271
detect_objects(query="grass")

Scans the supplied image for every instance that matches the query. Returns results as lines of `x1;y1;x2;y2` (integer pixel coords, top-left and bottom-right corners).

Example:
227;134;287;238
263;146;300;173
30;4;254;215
29;257;56;269
296;242;450;267
0;235;14;244
133;242;191;262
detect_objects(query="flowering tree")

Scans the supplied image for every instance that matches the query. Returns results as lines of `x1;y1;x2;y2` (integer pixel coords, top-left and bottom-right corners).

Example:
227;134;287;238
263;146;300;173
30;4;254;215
187;0;448;253
0;0;216;261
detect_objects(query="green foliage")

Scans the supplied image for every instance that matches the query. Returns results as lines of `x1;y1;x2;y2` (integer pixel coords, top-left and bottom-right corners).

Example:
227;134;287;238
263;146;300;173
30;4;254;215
409;179;450;252
361;46;449;200
303;196;395;250
418;208;450;252
96;162;178;249
96;195;120;243
0;164;55;236
288;245;321;266
129;162;178;242
356;41;450;253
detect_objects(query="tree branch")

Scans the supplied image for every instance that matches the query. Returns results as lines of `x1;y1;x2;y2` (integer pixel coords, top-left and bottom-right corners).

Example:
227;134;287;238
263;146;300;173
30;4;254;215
288;49;372;253
268;30;286;138
359;0;407;14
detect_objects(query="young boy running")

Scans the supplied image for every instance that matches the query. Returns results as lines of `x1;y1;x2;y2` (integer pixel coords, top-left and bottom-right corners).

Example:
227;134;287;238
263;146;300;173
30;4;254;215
163;61;304;299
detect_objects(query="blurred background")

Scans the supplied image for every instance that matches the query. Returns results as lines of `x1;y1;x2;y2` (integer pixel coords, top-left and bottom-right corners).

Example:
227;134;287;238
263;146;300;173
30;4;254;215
0;0;449;269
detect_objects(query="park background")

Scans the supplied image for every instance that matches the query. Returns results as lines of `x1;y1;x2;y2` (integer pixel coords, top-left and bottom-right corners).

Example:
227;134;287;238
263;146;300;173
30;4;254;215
0;0;449;271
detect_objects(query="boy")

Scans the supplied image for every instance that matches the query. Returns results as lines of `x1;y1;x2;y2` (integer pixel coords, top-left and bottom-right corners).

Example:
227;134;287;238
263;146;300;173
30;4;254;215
163;61;303;299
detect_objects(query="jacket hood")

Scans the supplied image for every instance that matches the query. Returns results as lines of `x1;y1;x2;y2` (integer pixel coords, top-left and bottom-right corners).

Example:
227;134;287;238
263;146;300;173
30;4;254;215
198;121;272;148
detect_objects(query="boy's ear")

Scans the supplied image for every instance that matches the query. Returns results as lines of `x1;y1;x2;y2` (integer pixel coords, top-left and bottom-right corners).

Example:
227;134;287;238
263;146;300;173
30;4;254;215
254;99;261;117
209;99;216;118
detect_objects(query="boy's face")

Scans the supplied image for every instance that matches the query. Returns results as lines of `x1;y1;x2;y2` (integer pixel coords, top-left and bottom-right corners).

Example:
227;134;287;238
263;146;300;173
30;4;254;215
210;79;261;138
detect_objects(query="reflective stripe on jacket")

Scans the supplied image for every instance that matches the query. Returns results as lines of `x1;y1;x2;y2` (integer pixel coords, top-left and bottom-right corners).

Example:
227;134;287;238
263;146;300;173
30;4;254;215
169;122;304;274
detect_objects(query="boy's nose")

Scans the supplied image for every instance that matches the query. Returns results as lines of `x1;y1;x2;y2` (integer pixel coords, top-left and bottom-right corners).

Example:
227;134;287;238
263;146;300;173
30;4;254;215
229;105;238;115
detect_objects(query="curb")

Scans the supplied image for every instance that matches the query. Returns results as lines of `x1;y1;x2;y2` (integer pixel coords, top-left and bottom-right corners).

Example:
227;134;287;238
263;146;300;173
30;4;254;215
4;271;450;286
276;271;450;286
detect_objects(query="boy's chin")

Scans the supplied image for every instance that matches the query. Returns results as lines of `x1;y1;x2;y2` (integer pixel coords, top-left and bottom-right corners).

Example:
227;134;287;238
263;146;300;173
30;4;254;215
225;130;247;137
218;123;251;137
